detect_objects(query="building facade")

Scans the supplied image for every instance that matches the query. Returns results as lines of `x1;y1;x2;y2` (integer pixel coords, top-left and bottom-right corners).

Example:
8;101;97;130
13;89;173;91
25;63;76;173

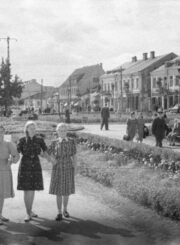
151;56;180;110
59;63;104;111
100;51;177;112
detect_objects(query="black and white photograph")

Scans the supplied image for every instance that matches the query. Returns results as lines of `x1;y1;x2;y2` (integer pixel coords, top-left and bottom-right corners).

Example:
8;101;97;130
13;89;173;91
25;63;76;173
0;0;180;244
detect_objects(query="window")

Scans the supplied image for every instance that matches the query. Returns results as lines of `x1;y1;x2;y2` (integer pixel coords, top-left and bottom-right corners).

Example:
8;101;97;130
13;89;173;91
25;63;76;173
131;79;134;89
153;78;156;88
169;76;173;87
115;81;117;90
136;78;139;89
175;76;179;86
108;84;110;91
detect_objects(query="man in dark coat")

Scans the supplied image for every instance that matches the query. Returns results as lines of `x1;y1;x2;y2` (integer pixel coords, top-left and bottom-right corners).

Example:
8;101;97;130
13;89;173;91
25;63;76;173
152;108;167;147
100;104;110;130
65;107;71;124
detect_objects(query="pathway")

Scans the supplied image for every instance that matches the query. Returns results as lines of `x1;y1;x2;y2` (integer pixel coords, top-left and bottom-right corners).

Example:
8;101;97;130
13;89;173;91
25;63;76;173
0;161;180;245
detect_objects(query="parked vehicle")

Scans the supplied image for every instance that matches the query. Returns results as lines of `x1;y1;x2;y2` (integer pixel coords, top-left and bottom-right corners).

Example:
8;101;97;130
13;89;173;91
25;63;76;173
169;104;180;113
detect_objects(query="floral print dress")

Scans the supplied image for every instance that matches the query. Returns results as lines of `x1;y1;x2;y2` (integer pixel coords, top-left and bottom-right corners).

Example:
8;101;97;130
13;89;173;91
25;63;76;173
17;135;47;190
48;137;76;196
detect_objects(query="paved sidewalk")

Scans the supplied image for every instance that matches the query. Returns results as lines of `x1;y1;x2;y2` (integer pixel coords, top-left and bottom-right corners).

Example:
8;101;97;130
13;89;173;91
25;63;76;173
82;124;180;153
0;163;180;245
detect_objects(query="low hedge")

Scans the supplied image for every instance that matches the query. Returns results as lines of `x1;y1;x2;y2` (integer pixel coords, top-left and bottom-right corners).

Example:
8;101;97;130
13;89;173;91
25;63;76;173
77;145;180;220
74;132;180;220
75;132;180;172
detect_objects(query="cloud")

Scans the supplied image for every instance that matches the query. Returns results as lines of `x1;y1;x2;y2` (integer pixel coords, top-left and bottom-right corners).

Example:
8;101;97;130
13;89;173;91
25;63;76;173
0;0;179;85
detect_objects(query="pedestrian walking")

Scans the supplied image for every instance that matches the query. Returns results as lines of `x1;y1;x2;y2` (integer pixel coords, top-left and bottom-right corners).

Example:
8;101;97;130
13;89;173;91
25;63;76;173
65;107;71;124
100;104;110;130
17;121;54;222
48;123;77;221
126;111;137;141
136;112;145;143
152;108;167;147
0;125;19;225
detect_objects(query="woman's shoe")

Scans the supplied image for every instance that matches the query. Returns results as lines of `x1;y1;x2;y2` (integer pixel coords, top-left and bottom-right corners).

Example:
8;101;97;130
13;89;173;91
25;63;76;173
24;215;32;222
0;216;9;222
31;211;38;218
55;213;63;221
63;211;70;218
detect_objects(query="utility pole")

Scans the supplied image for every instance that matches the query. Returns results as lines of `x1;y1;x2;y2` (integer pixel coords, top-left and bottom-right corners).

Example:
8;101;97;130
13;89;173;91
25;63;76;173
40;79;43;113
0;36;17;64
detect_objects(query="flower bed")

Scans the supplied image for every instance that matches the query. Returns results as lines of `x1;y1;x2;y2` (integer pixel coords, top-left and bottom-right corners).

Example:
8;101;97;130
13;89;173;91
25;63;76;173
69;131;180;220
75;132;180;174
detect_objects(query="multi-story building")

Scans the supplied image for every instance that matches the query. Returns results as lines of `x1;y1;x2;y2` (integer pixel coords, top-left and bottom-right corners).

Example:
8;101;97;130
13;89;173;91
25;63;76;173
100;58;138;111
151;56;180;110
101;51;177;112
59;64;104;110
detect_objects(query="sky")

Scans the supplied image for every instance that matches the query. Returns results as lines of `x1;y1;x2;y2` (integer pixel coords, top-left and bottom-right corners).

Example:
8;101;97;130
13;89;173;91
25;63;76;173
0;0;180;87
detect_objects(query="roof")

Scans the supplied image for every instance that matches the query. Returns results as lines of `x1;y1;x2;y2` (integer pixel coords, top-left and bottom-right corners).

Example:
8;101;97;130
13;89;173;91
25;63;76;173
123;52;177;75
59;64;104;95
151;55;180;73
23;91;51;100
108;61;140;73
21;79;56;99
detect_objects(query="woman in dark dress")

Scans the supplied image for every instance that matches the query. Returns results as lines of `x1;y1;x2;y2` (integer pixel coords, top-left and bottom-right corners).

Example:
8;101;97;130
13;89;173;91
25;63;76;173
126;111;137;141
17;121;54;222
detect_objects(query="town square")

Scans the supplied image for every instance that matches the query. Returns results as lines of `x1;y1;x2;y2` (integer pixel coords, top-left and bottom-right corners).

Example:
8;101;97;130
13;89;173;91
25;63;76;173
1;1;180;245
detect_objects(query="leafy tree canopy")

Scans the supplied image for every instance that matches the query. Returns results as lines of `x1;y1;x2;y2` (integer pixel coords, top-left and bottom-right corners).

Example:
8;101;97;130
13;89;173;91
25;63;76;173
0;59;23;112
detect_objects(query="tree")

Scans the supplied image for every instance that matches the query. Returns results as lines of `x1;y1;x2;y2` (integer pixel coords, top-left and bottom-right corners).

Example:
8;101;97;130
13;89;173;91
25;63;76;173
0;59;23;115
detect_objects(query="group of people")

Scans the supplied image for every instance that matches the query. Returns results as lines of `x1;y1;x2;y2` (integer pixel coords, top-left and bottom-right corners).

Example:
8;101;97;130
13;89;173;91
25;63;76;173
125;111;147;143
0;121;77;225
152;108;180;147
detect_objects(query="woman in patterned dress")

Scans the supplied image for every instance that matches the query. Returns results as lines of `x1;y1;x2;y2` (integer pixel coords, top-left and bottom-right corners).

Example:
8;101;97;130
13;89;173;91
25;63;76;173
0;125;19;225
17;121;54;222
48;123;77;221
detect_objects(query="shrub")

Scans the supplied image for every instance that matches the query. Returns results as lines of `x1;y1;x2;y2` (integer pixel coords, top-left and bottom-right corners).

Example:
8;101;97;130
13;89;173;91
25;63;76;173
76;132;180;220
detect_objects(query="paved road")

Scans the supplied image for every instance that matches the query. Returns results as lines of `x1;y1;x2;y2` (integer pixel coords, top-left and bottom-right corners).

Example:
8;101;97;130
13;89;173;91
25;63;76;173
82;123;180;152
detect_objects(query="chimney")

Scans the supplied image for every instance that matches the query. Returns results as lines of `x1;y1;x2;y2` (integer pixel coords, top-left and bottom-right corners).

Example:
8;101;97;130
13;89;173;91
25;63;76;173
150;51;155;59
143;53;148;60
132;56;137;62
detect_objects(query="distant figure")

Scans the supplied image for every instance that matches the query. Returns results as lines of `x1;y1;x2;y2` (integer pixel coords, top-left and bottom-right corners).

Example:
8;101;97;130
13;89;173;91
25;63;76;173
167;119;180;146
65;108;70;124
126;111;137;141
152;112;158;120
100;104;110;130
152;108;167;147
136;112;145;143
